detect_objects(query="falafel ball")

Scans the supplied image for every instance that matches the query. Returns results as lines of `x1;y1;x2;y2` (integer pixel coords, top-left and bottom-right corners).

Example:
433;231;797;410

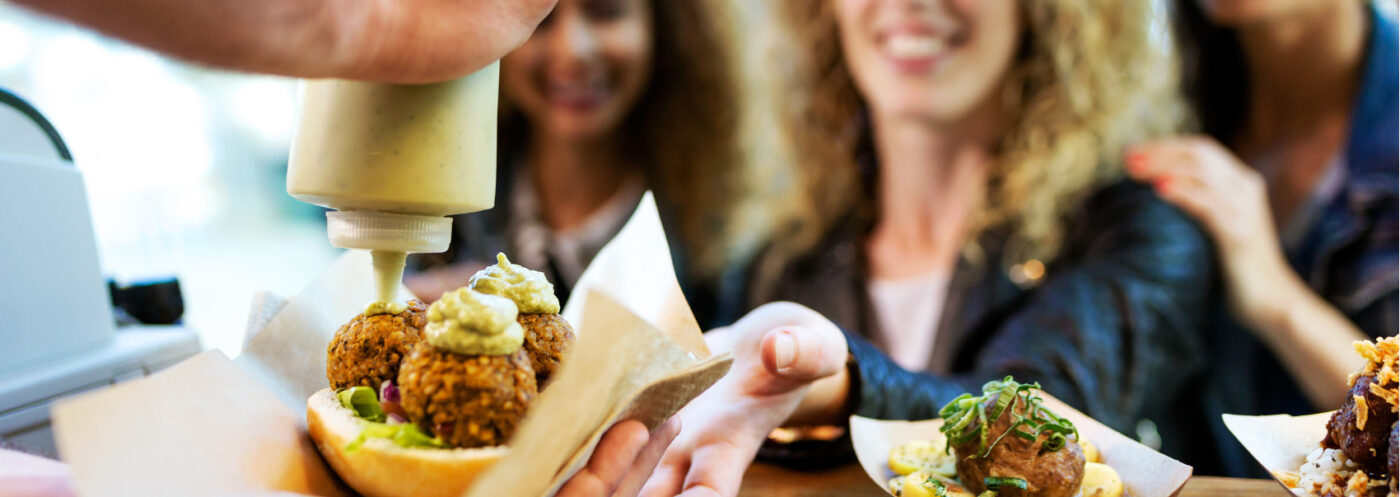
953;398;1086;497
397;342;537;448
518;313;575;386
326;300;428;391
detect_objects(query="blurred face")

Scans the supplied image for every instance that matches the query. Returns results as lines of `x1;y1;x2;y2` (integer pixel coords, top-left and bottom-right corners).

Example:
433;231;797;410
1193;0;1334;25
502;0;653;141
832;0;1020;126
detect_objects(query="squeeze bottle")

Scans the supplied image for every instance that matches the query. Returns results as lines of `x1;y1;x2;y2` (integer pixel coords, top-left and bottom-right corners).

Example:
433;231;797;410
287;63;500;313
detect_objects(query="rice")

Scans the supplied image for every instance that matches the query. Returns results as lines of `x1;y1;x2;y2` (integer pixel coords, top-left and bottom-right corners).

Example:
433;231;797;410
1289;431;1397;497
1286;336;1398;497
1296;447;1356;494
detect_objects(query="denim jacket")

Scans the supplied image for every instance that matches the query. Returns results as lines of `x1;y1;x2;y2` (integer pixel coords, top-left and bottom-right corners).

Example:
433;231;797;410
1291;3;1399;334
1202;3;1399;477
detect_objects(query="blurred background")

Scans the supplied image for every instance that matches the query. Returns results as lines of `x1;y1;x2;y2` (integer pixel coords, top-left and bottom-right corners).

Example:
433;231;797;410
0;0;1393;360
0;4;340;356
0;0;788;358
0;0;1396;483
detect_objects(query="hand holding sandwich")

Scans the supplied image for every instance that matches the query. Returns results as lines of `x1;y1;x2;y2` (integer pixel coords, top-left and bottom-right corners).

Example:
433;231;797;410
642;303;849;497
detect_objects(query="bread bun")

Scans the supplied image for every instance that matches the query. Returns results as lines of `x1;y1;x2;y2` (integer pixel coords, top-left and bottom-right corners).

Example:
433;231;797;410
306;388;508;497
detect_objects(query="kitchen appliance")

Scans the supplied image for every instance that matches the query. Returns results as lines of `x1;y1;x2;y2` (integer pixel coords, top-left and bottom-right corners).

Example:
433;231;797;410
0;88;200;455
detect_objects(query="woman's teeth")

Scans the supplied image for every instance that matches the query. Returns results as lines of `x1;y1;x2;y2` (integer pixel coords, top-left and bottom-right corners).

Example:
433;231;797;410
886;34;946;59
550;82;605;98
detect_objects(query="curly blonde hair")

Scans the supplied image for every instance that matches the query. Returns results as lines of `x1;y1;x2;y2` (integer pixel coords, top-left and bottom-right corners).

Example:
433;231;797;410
766;0;1185;270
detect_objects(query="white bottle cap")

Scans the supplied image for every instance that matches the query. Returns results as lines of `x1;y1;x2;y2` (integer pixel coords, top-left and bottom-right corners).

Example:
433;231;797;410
325;210;452;253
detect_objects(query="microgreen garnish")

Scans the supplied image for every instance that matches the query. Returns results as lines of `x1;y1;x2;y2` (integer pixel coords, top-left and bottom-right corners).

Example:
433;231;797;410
937;376;1078;458
983;476;1028;491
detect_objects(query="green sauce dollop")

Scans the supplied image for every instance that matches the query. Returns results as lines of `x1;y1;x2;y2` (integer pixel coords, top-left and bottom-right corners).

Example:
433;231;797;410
364;300;407;316
469;253;561;314
425;287;524;355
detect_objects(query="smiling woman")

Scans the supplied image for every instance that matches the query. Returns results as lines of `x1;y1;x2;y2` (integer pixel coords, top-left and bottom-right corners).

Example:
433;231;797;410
763;0;1185;277
635;0;1220;492
502;0;656;142
409;0;748;313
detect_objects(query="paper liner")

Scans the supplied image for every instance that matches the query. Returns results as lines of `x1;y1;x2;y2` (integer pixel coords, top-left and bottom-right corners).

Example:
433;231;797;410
236;249;413;415
1222;411;1335;494
465;292;731;497
52;193;730;497
562;192;709;359
51;351;351;497
850;394;1192;497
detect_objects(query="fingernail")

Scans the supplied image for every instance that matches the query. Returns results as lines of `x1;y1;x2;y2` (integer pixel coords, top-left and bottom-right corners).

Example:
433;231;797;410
1124;152;1144;170
774;330;795;372
1154;178;1171;191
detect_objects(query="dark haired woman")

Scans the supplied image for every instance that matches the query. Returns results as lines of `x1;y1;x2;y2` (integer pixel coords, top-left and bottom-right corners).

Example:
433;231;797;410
407;0;747;317
1125;0;1397;475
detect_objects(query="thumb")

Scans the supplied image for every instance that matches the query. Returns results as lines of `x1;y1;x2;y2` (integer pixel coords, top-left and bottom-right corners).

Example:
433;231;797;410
759;325;845;383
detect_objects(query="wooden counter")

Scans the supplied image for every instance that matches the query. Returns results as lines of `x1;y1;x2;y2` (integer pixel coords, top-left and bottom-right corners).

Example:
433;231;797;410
738;462;1288;496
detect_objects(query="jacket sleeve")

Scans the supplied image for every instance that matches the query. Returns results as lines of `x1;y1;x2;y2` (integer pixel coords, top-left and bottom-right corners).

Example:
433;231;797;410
1356;289;1398;339
848;185;1215;433
1343;218;1398;339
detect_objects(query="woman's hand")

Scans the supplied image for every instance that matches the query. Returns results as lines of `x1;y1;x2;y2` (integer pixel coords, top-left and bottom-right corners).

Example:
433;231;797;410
557;418;682;497
0;448;77;497
1125;137;1366;408
1124;137;1294;328
640;303;849;497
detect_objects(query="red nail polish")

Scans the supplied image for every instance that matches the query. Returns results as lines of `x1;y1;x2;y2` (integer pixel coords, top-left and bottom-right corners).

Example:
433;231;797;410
1125;153;1144;170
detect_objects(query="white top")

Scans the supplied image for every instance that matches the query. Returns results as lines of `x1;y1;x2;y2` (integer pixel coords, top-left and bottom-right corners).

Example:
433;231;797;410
508;169;645;289
548;178;645;285
1279;153;1347;253
867;270;952;371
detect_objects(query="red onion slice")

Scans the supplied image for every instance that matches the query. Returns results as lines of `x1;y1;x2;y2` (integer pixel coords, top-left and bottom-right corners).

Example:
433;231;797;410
379;380;400;403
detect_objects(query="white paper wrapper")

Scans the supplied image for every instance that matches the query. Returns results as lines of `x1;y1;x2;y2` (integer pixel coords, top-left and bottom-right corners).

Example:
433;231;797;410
850;393;1193;497
52;193;731;497
1222;411;1335;494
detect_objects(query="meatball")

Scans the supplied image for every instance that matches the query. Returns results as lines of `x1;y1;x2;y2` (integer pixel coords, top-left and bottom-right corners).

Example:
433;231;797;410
397;343;537;448
518;313;575;386
326;300;428;391
1389;421;1397;480
953;398;1085;497
1324;373;1397;475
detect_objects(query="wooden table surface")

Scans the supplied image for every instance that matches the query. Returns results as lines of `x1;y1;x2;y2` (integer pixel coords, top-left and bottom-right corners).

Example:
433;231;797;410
738;462;1288;496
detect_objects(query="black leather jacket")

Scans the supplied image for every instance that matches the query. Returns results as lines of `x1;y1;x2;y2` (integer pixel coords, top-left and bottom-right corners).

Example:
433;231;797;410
747;180;1217;463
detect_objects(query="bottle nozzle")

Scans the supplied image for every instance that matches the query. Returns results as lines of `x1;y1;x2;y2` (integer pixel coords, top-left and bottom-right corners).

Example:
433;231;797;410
370;250;408;305
325;210;452;253
326;210;450;315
